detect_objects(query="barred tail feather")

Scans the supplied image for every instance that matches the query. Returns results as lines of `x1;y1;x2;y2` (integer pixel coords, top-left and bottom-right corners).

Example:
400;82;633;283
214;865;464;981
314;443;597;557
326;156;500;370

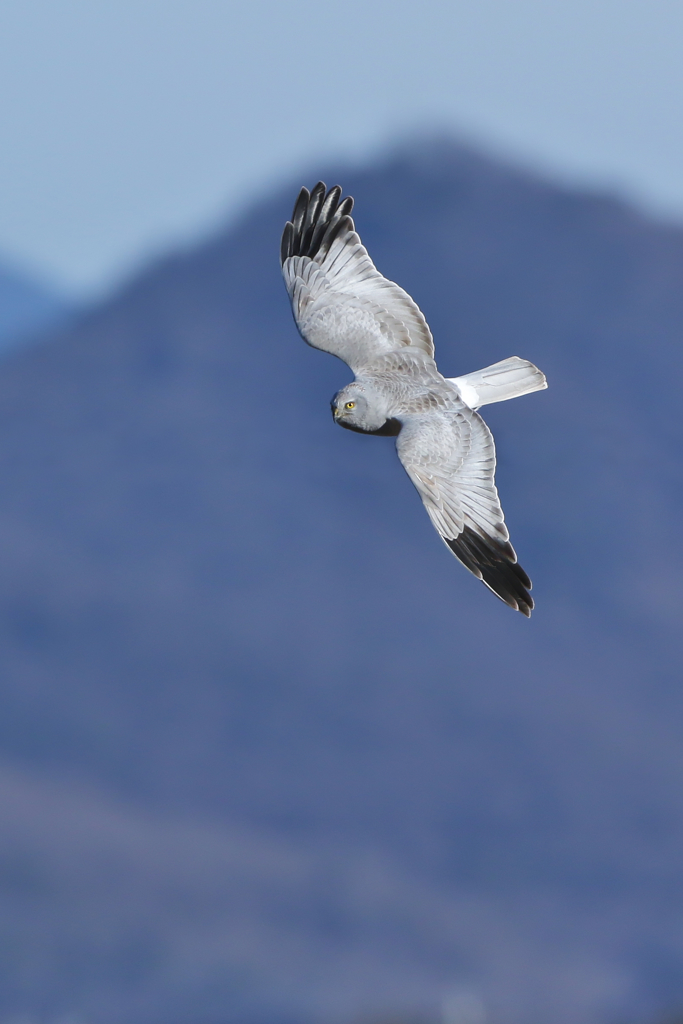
449;356;547;409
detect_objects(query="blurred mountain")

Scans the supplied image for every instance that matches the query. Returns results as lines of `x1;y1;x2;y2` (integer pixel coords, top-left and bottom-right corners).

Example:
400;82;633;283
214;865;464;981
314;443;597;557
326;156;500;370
0;259;69;352
1;139;683;1024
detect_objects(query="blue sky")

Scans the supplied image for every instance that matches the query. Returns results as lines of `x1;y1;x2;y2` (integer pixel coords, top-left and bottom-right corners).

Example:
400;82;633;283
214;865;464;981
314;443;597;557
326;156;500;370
1;0;683;296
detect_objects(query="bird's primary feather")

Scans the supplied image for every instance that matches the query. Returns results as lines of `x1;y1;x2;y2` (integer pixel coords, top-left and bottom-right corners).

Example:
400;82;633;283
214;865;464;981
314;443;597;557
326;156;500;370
281;183;434;371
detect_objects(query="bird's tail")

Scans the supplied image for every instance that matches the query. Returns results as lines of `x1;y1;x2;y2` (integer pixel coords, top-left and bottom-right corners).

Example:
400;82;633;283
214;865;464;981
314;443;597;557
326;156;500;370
447;356;547;409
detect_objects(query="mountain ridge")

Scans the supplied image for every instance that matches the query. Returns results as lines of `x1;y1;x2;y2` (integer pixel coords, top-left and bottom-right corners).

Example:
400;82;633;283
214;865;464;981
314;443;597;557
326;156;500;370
0;257;69;352
0;138;681;1023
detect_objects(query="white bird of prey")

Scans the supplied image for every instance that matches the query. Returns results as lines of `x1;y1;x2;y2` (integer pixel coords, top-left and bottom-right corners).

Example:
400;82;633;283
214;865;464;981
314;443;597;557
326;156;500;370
280;182;547;616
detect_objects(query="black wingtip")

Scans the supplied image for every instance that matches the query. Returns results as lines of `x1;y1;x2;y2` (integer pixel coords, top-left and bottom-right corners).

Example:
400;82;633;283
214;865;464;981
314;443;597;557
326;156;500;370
280;221;294;264
291;187;310;236
447;526;534;616
280;183;355;266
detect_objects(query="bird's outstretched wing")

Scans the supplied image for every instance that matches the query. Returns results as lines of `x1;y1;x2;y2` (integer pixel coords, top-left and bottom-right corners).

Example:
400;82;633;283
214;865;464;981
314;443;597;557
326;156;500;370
396;407;533;616
281;182;434;373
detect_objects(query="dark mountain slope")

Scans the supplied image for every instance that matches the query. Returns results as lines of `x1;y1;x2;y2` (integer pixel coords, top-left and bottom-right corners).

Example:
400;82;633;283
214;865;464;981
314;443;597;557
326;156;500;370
0;140;682;1022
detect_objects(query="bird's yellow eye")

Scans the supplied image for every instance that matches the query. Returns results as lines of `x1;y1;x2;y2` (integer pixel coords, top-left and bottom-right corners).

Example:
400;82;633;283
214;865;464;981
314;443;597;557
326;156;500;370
345;401;355;410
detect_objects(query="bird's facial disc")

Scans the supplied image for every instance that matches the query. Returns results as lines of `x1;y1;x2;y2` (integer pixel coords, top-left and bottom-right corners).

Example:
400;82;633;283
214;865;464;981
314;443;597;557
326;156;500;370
331;386;390;433
331;387;363;421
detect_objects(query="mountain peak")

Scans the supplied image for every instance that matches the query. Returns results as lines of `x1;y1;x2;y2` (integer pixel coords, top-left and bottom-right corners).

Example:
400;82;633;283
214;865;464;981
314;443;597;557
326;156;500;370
0;141;681;1023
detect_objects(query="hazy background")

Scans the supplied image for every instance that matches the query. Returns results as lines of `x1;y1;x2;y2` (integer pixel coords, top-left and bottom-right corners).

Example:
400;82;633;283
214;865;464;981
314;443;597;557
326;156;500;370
1;0;683;296
1;3;683;1024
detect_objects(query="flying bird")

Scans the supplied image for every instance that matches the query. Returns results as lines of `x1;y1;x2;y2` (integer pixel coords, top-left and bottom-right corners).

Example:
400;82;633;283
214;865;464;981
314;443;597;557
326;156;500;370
280;182;547;616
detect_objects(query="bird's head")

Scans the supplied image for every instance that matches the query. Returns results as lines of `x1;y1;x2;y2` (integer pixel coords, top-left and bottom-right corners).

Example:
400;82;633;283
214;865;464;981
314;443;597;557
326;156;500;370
331;383;401;436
